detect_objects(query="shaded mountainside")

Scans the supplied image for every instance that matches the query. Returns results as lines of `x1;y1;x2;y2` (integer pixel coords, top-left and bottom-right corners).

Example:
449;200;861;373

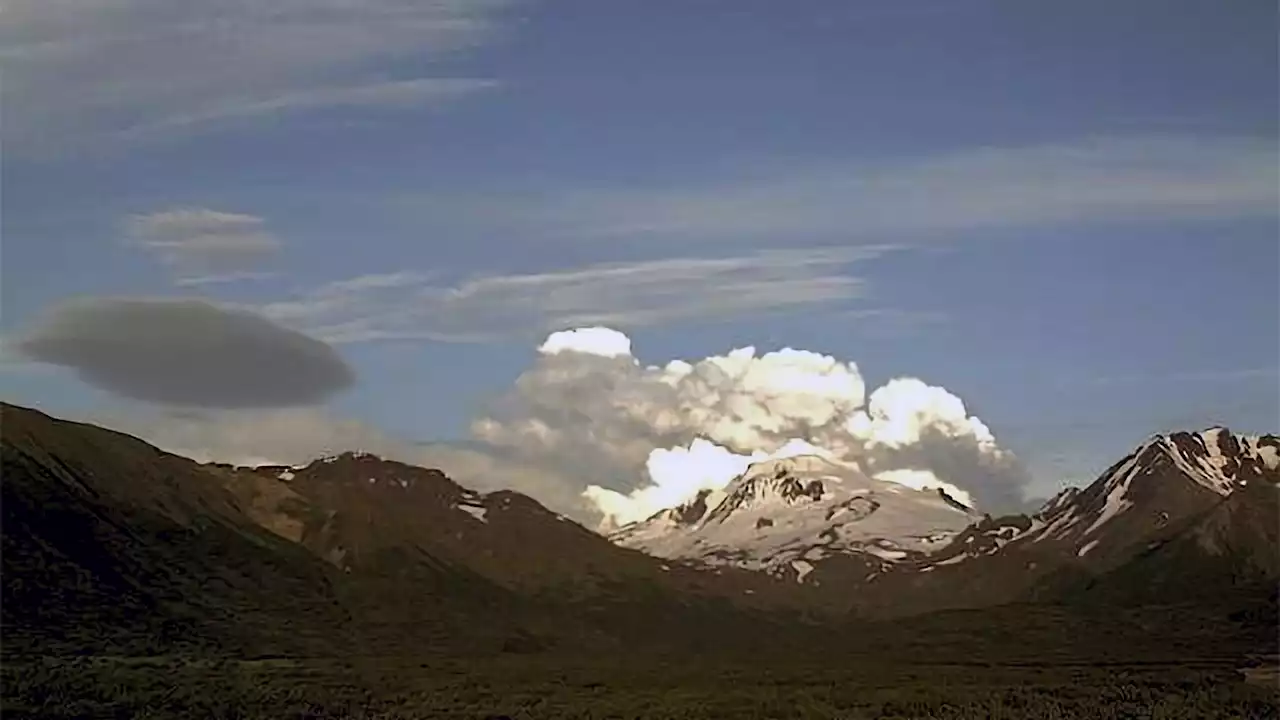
842;428;1280;618
220;452;814;609
0;403;825;659
2;408;352;656
3;402;1277;665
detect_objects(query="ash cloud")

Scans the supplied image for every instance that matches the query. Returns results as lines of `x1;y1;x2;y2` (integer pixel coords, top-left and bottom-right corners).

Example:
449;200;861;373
475;327;1032;527
18;297;353;408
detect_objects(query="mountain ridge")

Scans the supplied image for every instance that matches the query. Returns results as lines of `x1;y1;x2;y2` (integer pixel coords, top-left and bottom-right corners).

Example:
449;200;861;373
0;402;834;660
3;401;1277;663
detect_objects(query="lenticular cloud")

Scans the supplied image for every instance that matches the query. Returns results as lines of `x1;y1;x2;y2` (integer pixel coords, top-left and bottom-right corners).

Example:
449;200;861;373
475;327;1030;528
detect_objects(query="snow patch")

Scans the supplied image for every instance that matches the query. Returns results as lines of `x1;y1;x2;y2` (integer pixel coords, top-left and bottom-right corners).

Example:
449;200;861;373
1161;436;1233;495
1257;444;1280;470
277;470;295;481
1201;428;1227;470
1084;472;1134;536
863;546;908;561
1077;539;1101;557
459;504;488;523
791;559;814;583
1036;509;1084;540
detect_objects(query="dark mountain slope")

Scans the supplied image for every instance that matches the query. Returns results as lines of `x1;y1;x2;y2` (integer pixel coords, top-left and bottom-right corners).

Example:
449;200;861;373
1067;475;1280;608
0;403;825;659
5;401;1275;665
2;405;356;656
818;428;1280;619
0;404;635;658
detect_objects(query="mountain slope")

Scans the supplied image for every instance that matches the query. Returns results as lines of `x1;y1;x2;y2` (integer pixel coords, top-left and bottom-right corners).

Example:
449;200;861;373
611;455;976;579
918;428;1278;571
5;402;1275;662
0;403;824;658
849;428;1280;616
604;425;1279;619
1;405;358;656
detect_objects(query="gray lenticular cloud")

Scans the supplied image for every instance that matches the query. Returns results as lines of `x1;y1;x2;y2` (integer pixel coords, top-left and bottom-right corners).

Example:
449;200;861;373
18;297;354;408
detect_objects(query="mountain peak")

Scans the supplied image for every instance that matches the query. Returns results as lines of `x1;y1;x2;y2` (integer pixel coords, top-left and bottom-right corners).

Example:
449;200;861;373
313;450;385;465
611;454;973;577
739;454;845;482
704;455;842;525
1135;428;1279;496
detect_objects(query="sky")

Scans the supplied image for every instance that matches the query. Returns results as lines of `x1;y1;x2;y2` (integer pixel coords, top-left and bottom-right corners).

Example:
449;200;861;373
3;0;1278;524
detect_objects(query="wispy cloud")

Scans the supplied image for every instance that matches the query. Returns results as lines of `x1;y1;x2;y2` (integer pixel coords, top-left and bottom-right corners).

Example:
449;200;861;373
400;135;1278;241
125;207;281;285
1080;367;1280;387
255;246;898;344
115;79;500;141
1;0;512;149
836;308;949;338
172;272;280;288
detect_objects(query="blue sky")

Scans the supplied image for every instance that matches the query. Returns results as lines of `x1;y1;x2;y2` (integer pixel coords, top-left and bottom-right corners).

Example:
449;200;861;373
3;0;1277;502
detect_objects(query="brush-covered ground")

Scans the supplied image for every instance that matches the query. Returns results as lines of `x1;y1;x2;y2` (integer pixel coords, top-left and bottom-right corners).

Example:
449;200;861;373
3;652;1277;720
6;603;1278;720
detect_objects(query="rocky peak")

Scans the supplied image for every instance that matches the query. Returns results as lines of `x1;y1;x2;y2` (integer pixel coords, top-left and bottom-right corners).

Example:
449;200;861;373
703;456;839;524
1127;429;1280;496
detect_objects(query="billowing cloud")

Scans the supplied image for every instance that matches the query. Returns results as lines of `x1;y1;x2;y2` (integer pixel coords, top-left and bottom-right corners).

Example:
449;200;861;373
474;327;1030;527
17;298;353;408
126;207;280;285
583;438;834;526
538;327;634;358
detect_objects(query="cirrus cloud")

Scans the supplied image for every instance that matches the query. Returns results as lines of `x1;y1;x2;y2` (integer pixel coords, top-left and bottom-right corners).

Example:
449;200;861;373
125;207;282;285
255;246;898;344
396;135;1279;242
1;0;512;149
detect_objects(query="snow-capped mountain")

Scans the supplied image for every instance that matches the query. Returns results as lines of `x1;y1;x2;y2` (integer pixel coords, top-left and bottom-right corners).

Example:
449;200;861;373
915;427;1279;572
609;428;1279;596
609;454;978;576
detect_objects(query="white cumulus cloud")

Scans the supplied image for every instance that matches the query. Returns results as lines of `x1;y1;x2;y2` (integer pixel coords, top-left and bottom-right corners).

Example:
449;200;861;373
538;327;633;358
